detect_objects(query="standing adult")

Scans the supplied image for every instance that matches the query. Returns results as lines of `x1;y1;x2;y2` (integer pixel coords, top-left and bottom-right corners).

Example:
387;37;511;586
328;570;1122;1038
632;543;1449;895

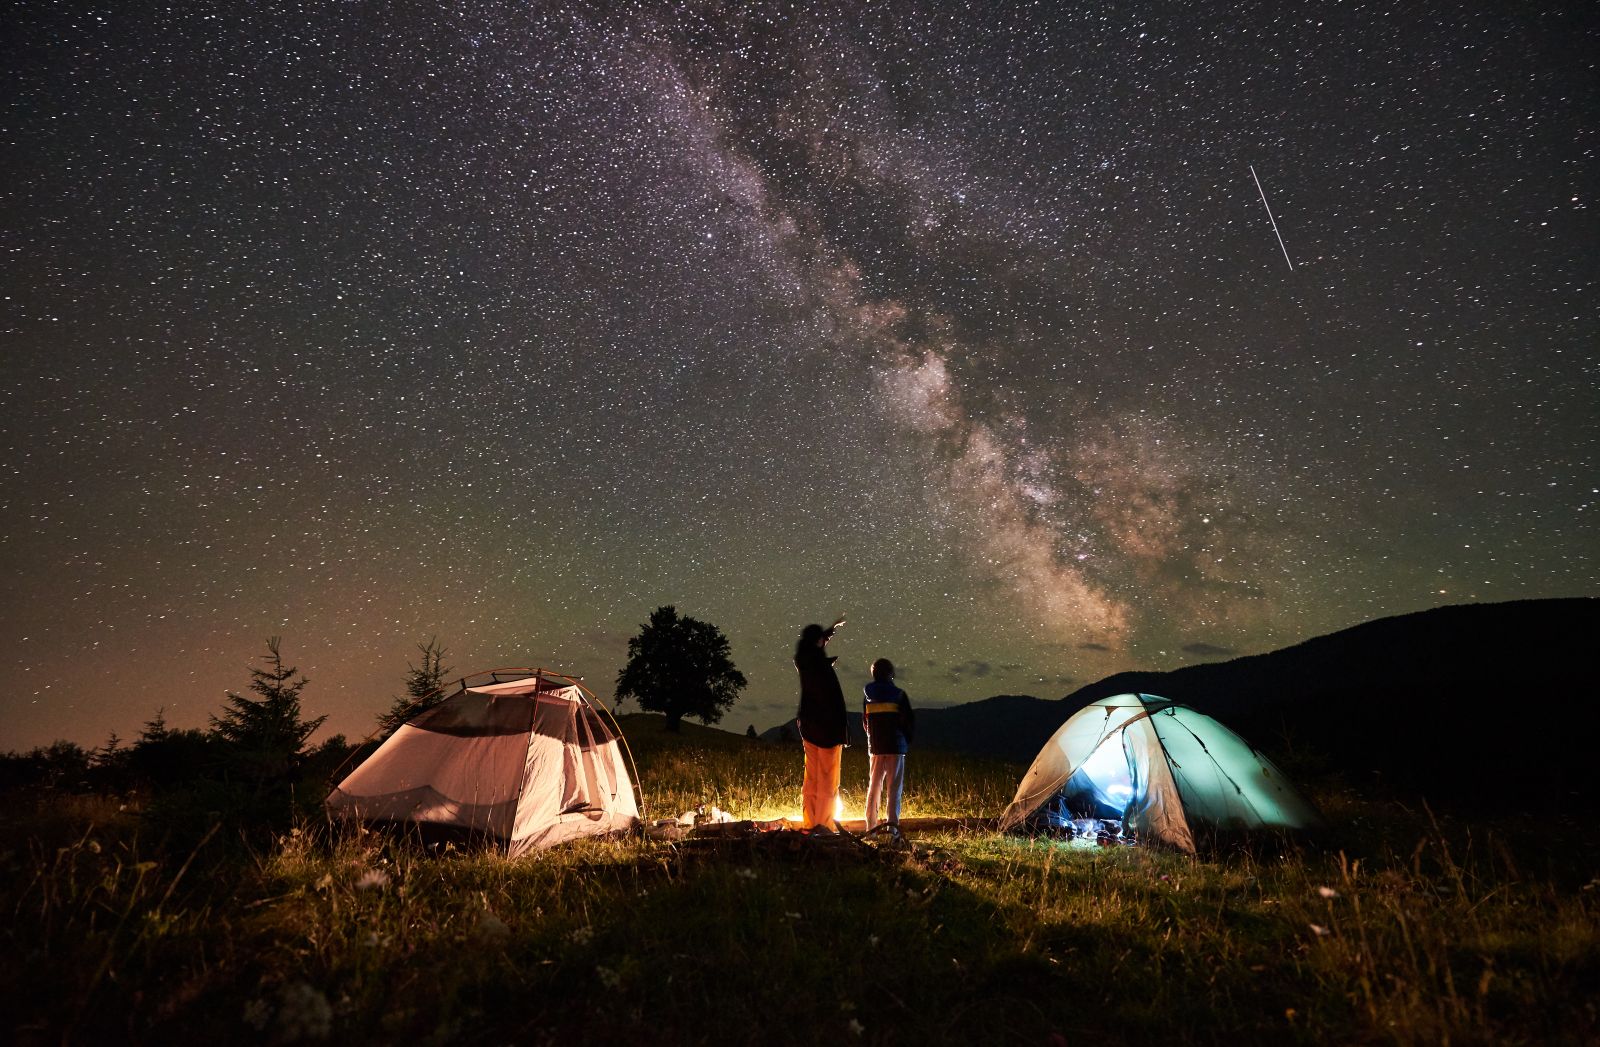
794;619;847;832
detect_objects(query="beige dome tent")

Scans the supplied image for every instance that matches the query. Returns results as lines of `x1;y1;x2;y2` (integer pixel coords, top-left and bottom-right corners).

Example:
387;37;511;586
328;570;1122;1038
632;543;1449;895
1000;693;1319;853
327;669;639;855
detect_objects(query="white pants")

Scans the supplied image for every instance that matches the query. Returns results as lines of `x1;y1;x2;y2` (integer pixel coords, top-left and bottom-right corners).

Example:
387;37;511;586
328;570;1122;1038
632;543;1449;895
865;754;905;830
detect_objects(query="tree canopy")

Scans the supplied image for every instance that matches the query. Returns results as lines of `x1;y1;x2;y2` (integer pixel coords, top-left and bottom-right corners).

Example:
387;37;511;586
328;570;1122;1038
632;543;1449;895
615;606;746;732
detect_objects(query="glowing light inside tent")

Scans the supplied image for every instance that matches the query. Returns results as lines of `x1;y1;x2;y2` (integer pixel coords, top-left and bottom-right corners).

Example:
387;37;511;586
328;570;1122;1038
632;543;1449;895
1080;729;1136;811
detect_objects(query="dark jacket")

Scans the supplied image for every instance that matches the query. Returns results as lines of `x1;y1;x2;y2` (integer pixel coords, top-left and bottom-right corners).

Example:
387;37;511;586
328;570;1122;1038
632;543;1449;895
862;680;914;756
795;647;848;747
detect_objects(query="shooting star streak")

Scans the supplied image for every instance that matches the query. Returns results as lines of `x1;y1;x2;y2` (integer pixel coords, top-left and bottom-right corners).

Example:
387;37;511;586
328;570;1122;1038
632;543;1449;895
1250;164;1294;271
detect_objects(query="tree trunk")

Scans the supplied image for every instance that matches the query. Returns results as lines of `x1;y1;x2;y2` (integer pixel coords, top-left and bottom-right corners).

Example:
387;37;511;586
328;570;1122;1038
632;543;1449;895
665;713;682;733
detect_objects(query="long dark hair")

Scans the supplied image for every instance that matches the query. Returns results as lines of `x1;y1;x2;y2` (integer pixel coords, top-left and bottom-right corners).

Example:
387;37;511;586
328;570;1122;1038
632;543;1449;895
795;623;828;660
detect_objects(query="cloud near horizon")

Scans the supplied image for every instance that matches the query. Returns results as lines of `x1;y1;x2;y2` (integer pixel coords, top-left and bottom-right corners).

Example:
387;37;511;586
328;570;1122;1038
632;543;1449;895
1181;642;1239;659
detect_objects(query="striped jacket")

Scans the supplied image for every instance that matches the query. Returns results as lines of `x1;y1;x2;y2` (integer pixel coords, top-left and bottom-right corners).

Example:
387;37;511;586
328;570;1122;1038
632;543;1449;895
862;680;914;755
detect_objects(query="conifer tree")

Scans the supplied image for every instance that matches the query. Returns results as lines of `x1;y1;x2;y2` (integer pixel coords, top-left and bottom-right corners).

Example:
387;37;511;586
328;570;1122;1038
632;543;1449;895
210;637;326;782
377;638;451;736
140;707;170;744
90;731;131;791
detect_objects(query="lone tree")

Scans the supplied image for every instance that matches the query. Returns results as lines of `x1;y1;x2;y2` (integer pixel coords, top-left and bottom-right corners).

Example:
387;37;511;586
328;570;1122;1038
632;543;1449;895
377;637;452;737
615;606;746;732
211;637;327;784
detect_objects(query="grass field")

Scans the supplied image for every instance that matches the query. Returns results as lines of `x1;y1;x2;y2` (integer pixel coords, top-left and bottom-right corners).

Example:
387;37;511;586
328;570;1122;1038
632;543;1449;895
4;714;1598;1045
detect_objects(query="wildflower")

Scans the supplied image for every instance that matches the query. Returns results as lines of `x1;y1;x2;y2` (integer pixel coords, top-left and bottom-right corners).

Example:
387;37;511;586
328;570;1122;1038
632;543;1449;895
87;839;102;854
783;911;802;921
1309;923;1331;937
475;912;511;945
1316;885;1339;899
569;926;594;945
596;965;622;989
275;981;333;1042
354;869;390;891
734;867;757;880
867;934;880;947
847;1018;865;1036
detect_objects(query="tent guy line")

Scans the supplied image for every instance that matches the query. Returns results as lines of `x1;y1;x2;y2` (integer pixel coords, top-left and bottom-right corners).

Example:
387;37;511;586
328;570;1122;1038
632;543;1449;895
1250;164;1295;271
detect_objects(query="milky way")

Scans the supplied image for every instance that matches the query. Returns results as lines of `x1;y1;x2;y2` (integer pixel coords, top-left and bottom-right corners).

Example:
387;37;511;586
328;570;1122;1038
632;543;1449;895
4;2;1596;748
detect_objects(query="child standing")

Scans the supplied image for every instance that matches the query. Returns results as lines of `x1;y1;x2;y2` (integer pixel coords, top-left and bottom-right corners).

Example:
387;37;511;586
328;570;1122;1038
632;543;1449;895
862;658;914;835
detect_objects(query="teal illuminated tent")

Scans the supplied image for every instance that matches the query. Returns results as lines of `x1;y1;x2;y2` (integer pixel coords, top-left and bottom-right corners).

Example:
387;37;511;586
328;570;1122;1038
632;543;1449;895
999;693;1319;853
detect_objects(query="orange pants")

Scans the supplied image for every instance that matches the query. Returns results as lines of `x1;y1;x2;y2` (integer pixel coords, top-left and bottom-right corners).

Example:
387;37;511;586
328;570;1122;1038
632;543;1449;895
802;741;842;829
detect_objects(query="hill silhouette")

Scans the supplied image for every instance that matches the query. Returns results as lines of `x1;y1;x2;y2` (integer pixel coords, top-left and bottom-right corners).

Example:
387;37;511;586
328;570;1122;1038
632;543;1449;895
1059;598;1599;801
760;694;1064;763
762;599;1600;803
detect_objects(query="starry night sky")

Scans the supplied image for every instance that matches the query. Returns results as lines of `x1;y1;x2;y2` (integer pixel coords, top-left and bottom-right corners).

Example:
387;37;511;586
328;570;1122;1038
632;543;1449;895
4;1;1596;751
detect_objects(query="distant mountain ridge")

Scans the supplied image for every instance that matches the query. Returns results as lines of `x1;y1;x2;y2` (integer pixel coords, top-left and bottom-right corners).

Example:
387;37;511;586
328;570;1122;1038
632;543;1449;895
1060;597;1596;714
760;694;1066;764
762;598;1600;799
1056;597;1599;798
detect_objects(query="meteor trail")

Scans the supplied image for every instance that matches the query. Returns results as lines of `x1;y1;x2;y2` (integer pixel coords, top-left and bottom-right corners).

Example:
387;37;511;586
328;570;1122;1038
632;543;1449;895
1250;164;1294;271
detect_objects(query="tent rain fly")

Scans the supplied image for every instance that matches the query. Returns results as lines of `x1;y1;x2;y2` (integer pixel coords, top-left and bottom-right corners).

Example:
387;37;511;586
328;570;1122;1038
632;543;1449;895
327;668;640;855
1001;693;1320;853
